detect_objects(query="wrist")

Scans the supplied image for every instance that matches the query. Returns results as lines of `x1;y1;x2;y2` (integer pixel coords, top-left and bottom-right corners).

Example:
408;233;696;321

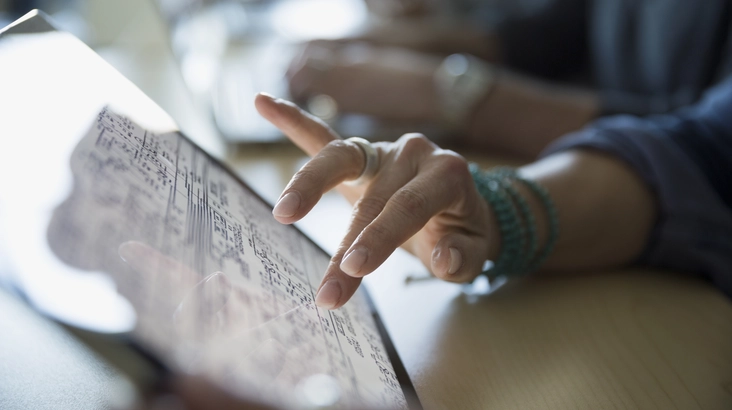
470;164;559;277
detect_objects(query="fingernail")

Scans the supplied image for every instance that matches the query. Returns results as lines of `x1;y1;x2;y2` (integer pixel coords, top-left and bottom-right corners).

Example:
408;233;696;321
259;92;275;100
340;247;368;276
272;192;300;218
448;247;462;274
315;280;342;309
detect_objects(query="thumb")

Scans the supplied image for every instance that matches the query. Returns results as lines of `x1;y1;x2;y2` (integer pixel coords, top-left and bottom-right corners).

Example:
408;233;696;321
430;231;496;283
254;93;340;157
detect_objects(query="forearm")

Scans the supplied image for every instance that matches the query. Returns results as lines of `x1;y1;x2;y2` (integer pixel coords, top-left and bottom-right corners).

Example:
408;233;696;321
465;72;600;158
517;149;657;271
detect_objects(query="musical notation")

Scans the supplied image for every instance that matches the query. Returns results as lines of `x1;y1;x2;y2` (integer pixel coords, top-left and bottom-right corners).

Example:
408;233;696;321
47;108;408;409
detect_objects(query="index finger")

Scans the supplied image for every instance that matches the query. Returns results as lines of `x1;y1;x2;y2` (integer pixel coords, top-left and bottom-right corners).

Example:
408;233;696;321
255;93;364;206
254;93;338;156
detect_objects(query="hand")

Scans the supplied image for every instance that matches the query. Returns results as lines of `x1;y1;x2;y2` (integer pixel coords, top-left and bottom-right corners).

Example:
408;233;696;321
255;93;499;309
287;41;442;122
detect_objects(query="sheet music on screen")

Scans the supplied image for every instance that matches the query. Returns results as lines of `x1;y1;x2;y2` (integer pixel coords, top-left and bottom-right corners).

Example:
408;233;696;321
45;107;408;409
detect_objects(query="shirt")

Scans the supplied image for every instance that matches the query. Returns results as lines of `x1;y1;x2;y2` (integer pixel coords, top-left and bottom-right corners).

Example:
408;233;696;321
498;0;732;115
543;76;732;298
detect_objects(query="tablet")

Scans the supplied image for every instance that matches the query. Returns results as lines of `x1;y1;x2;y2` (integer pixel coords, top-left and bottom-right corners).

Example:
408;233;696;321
0;11;419;409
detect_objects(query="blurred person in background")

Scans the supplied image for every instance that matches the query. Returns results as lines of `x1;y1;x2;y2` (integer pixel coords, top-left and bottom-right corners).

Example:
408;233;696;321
288;0;732;158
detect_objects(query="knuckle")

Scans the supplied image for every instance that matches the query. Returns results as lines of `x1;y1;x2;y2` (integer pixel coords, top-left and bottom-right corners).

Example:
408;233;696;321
327;139;362;162
291;167;323;189
363;222;392;244
354;196;389;220
401;133;428;145
435;150;471;183
398;133;434;155
323;139;363;176
326;139;349;150
392;187;430;216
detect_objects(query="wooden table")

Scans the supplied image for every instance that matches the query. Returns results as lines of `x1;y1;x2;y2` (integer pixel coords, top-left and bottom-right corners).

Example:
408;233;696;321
228;145;732;410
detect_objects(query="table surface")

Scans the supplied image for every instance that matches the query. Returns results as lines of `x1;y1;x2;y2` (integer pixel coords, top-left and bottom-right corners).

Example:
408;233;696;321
228;146;732;410
1;3;731;409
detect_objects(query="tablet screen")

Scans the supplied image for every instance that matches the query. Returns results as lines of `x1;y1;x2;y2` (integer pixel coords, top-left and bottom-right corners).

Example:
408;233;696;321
54;107;409;408
0;22;410;409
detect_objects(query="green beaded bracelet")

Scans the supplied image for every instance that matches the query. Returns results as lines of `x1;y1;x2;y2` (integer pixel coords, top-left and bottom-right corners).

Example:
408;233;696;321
490;173;537;274
469;164;523;277
469;164;559;278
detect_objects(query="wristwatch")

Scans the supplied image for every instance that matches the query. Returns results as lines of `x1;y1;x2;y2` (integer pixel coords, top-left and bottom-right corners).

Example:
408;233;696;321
434;53;497;128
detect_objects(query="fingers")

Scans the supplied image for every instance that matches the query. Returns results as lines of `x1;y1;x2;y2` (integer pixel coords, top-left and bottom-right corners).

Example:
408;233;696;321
430;232;492;283
339;157;458;278
253;93;339;156
314;264;361;311
314;134;441;309
313;152;421;309
255;92;367;205
255;96;497;308
271;139;371;224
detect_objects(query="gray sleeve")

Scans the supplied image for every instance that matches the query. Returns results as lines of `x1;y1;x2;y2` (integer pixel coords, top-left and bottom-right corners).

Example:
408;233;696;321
541;109;732;297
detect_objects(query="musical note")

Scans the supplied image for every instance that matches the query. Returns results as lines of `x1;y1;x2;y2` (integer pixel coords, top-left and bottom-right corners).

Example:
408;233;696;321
48;107;408;409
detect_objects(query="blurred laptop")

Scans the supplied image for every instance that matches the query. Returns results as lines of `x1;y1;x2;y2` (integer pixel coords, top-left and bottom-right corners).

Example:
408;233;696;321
153;0;425;145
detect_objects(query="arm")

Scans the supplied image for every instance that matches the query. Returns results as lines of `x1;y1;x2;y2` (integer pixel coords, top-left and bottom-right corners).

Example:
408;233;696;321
543;77;732;295
519;150;656;271
260;73;732;306
462;70;600;158
287;1;598;159
287;45;600;159
254;94;656;310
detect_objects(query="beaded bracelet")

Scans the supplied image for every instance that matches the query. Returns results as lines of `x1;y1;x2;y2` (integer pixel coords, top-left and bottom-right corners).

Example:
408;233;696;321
469;164;523;276
469;164;559;278
495;168;559;273
492;175;536;274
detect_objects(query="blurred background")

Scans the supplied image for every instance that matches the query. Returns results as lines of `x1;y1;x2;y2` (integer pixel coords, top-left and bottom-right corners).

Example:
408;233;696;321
3;0;729;157
0;0;545;150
